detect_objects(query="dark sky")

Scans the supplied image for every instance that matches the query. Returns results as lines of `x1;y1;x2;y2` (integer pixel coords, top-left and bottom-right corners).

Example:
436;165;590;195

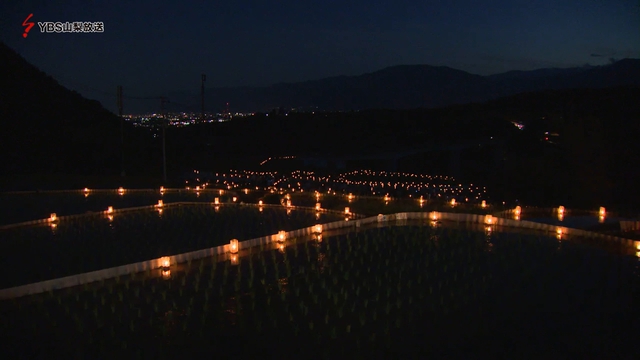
1;0;639;113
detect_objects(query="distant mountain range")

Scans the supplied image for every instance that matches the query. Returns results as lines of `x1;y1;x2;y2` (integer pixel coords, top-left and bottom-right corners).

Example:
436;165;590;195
168;59;640;112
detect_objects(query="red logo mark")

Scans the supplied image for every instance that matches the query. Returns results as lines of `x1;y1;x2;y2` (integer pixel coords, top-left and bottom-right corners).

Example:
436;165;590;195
23;14;35;38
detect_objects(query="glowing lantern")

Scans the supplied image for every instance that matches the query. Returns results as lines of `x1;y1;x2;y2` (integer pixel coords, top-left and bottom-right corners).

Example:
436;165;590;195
195;186;200;191
214;198;220;205
229;239;239;254
157;200;164;208
107;206;114;214
258;200;263;206
233;197;237;202
219;190;223;195
484;215;494;225
348;193;354;201
558;206;565;215
278;244;285;253
316;203;321;211
244;189;249;194
556;228;563;240
230;254;239;265
514;206;521;216
286;200;292;207
160;256;170;269
49;213;57;222
599;207;606;217
450;198;456;206
313;224;322;234
384;195;391;202
107;214;114;222
118;187;124;195
344;207;350;215
429;211;439;221
160;186;165;193
481;200;487;208
277;231;286;242
84;187;89;193
316;234;323;242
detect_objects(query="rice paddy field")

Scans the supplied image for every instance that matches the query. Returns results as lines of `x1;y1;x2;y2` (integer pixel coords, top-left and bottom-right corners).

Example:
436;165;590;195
0;206;344;289
2;221;638;359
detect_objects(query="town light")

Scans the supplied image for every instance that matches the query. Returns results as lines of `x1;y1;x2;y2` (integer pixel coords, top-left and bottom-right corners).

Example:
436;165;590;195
49;213;57;222
277;230;286;242
484;215;494;225
316;203;321;211
118;187;125;195
313;224;322;234
514;206;521;216
214;198;220;205
344;207;350;215
157;200;163;208
160;256;170;269
107;206;114;214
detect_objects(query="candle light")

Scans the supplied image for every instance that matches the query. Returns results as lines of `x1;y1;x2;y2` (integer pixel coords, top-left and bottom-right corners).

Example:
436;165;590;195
229;239;239;254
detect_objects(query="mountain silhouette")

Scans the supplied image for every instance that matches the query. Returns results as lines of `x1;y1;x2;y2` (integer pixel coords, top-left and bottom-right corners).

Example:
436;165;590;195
172;59;640;112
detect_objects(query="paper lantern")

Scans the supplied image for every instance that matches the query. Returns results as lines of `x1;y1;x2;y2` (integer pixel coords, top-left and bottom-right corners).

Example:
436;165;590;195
384;195;391;202
244;189;249;194
118;187;125;195
429;211;439;221
160;186;165;193
313;224;322;234
107;206;114;214
348;193;354;201
316;203;321;211
229;239;239;254
286;200;292;207
195;186;201;191
558;206;565;215
214;198;220;205
277;230;286;242
514;206;521;216
157;200;164;208
258;200;263;206
344;207;350;215
599;207;606;217
233;197;237;202
160;256;170;268
481;200;487;208
230;254;239;265
484;215;494;225
450;198;456;206
49;213;57;222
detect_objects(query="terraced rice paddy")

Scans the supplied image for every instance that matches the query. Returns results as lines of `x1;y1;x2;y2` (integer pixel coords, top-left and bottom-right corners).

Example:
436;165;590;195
0;206;344;289
2;221;638;358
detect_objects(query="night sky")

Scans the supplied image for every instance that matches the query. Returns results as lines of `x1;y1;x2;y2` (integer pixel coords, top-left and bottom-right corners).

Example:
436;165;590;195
1;0;638;113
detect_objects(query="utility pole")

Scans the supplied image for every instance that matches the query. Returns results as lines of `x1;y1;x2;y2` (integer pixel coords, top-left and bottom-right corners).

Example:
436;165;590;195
201;74;206;123
117;85;125;177
161;96;169;182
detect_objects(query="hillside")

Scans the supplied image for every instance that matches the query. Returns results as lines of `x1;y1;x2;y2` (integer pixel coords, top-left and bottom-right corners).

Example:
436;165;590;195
0;42;155;178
